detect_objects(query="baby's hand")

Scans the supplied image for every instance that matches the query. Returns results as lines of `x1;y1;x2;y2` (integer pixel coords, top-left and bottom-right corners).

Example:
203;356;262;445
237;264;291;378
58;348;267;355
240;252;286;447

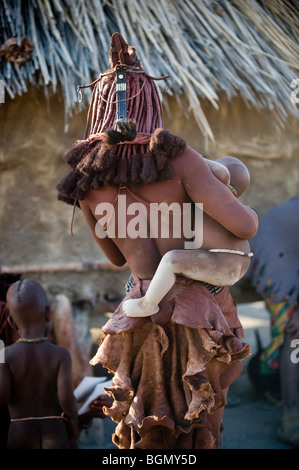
123;297;159;317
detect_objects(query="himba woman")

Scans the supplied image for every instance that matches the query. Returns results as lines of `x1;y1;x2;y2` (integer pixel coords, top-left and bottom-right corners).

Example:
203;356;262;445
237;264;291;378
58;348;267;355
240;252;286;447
57;33;258;449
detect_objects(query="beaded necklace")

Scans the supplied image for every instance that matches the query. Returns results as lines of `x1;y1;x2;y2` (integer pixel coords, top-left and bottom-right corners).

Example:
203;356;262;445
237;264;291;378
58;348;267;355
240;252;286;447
228;184;238;198
17;337;48;343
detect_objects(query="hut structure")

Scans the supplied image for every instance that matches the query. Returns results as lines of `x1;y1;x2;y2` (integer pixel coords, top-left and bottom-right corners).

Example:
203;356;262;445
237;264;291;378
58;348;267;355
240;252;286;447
0;0;298;312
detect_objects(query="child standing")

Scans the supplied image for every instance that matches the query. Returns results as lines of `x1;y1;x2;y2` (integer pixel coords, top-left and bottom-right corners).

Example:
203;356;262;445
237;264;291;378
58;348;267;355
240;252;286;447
0;279;78;449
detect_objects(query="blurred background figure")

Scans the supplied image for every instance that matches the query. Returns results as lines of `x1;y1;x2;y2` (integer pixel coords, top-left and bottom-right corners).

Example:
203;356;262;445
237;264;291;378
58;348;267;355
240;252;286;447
248;196;299;448
0;273;21;449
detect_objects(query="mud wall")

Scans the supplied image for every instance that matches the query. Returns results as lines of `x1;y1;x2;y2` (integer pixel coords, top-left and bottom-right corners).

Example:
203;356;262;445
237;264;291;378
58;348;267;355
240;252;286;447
165;95;299;216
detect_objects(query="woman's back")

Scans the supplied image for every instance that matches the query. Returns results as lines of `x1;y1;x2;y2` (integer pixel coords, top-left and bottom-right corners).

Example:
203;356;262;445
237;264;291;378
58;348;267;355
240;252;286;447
80;146;257;279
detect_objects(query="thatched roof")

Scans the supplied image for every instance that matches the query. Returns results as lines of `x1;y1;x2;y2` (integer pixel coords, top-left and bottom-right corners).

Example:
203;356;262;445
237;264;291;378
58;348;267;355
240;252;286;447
0;0;298;141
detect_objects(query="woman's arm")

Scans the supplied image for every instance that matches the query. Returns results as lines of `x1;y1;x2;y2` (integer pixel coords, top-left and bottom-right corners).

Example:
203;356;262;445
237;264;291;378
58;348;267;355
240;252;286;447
181;147;258;239
79;200;127;266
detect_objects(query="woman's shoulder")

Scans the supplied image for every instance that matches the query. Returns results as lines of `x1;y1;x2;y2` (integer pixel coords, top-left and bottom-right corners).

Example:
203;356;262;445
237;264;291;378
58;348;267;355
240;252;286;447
171;145;205;175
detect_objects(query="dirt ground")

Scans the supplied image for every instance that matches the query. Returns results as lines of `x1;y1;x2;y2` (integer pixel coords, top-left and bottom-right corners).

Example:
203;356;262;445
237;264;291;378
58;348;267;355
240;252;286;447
223;301;292;450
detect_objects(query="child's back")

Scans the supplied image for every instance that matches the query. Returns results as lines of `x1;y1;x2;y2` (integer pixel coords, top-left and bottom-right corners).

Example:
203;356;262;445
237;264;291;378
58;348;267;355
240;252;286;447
0;279;77;449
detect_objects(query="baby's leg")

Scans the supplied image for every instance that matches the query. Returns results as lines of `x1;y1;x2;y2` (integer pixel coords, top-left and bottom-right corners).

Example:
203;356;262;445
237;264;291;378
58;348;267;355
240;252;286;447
123;250;179;317
123;249;248;318
172;249;249;287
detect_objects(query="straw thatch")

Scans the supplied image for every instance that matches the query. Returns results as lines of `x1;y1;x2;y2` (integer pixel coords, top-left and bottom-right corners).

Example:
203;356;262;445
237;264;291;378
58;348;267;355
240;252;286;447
0;0;298;141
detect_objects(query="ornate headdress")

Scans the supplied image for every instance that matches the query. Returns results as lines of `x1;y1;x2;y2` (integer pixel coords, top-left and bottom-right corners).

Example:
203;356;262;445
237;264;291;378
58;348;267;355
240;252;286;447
57;33;186;209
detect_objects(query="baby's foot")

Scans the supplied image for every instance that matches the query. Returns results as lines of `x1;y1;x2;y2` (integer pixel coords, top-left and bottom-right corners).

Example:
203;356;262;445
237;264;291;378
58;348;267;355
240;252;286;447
123;297;159;317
